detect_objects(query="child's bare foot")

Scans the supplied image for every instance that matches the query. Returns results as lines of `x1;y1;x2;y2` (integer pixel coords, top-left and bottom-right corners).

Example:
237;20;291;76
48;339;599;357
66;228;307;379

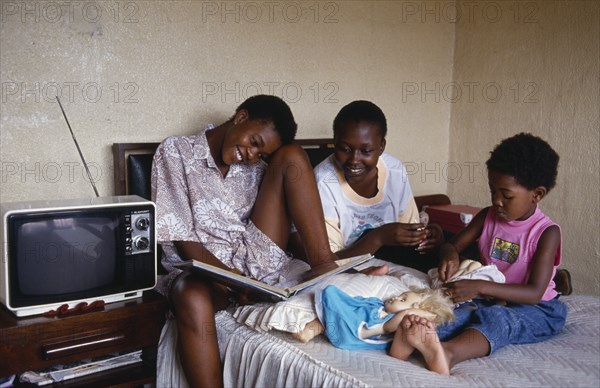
361;264;389;276
404;314;435;329
406;317;451;375
389;315;415;360
389;314;433;360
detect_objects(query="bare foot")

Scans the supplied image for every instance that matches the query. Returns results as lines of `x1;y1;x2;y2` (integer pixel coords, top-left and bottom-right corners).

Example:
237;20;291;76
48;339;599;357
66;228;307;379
388;315;415;360
406;318;451;375
361;264;389;276
388;314;431;360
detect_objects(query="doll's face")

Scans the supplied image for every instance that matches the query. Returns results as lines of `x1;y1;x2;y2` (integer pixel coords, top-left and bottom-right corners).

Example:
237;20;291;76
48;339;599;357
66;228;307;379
384;291;424;313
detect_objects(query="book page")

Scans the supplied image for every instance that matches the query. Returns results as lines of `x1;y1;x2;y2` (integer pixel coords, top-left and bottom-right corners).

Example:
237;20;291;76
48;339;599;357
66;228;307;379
176;261;289;300
176;254;374;301
286;254;374;296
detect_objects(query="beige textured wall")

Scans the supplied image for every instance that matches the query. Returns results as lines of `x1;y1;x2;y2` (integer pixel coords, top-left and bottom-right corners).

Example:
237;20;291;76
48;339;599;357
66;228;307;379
0;1;453;202
447;0;599;295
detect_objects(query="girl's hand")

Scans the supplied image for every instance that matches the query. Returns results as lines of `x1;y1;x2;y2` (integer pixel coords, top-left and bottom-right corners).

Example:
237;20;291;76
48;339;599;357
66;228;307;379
377;222;428;247
415;223;445;253
444;279;484;303
438;243;460;282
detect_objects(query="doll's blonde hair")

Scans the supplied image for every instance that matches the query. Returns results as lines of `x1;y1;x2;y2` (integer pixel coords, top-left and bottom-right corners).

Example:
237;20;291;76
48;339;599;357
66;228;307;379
408;286;455;324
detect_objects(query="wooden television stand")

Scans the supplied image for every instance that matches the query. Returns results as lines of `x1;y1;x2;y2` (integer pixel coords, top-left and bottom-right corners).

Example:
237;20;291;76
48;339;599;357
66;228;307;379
0;290;166;386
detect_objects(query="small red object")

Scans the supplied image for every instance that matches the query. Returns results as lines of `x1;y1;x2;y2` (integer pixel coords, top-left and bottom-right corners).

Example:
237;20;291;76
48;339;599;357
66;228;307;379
426;204;482;234
44;300;105;318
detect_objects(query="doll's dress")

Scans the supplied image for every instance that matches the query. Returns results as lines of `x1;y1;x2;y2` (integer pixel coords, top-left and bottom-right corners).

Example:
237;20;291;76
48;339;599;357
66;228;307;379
320;285;394;350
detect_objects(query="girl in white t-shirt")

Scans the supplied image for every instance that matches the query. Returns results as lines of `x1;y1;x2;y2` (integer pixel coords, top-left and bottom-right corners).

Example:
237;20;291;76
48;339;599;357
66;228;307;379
313;100;445;272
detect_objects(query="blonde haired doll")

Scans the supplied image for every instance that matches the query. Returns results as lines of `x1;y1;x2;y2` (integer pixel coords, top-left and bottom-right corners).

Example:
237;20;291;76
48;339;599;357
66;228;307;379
358;287;454;340
320;285;454;350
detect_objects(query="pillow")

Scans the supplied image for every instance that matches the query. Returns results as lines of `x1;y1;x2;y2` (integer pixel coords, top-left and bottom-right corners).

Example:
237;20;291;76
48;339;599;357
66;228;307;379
232;258;430;342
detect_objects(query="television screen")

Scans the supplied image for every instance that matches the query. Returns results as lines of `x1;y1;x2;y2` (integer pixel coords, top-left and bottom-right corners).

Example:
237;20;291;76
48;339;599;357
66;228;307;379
15;216;117;295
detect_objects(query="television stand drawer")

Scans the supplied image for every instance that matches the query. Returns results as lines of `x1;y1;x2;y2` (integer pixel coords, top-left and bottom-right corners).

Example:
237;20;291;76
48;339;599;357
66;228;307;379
41;331;127;360
0;290;166;380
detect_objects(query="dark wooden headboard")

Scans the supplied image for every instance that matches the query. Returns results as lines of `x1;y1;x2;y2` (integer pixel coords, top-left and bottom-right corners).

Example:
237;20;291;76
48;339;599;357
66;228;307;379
113;143;160;197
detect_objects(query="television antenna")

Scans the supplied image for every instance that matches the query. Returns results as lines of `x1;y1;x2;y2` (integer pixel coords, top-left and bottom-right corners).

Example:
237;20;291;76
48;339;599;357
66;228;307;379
55;96;100;197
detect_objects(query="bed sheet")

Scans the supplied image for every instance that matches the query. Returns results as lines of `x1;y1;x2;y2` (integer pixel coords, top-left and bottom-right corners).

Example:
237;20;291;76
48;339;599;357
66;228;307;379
216;294;599;387
157;294;599;387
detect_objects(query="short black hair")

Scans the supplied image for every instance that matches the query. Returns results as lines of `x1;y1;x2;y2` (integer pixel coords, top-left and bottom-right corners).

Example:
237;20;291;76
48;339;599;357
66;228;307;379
486;133;559;192
232;95;297;145
333;100;387;140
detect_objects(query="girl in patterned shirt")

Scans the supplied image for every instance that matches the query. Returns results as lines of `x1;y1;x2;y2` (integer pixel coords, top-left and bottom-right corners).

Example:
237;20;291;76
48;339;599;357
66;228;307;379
152;95;386;386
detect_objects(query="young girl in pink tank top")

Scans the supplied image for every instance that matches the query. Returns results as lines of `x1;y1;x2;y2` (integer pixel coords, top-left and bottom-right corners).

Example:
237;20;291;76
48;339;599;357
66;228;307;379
389;133;567;375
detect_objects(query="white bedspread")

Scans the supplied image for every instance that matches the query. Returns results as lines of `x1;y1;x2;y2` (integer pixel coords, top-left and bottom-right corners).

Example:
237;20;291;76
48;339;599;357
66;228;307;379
157;294;599;387
214;294;599;387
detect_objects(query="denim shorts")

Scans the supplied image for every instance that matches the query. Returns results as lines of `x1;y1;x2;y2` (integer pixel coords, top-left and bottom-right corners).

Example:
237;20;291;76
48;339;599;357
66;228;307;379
436;297;567;354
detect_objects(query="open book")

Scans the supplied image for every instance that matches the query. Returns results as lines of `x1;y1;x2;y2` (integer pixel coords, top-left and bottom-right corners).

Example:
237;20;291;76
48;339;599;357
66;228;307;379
176;254;374;301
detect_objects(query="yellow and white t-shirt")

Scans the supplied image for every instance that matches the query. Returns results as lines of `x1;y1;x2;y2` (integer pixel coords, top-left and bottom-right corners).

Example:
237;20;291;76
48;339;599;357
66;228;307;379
314;153;419;252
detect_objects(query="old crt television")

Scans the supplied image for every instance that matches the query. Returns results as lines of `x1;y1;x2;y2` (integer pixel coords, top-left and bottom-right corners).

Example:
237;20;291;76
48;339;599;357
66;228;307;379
0;195;156;317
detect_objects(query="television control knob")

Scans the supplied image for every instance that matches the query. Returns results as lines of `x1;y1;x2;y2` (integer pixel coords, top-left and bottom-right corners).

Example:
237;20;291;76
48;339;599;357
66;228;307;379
135;217;150;230
133;236;150;250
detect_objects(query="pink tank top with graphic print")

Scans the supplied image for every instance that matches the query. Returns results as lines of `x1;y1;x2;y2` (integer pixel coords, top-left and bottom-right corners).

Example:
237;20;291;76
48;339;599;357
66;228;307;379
478;206;561;301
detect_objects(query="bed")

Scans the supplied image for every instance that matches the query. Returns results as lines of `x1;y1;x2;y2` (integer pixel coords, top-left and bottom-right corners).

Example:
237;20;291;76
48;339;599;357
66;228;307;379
154;256;599;388
113;141;600;387
222;295;599;387
156;292;599;387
